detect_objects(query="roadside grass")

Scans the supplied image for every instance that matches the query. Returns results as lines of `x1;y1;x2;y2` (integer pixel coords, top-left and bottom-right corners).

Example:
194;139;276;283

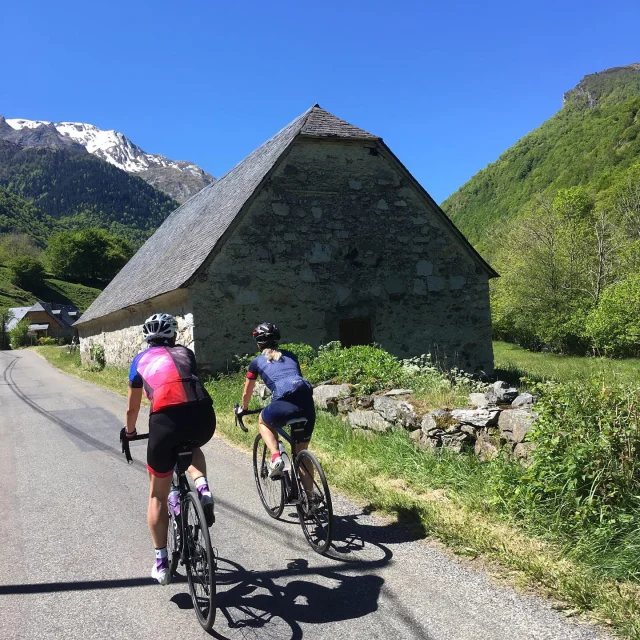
494;341;640;386
206;372;640;639
34;346;640;638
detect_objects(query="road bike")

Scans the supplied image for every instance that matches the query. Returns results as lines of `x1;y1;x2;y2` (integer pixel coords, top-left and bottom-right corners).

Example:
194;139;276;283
120;431;216;630
234;405;333;554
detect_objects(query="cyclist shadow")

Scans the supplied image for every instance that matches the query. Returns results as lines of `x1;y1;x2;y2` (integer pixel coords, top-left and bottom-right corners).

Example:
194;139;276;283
204;556;385;640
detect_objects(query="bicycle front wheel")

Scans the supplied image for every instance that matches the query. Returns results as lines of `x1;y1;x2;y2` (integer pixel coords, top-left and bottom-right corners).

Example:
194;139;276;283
253;434;285;519
296;450;333;554
184;491;216;631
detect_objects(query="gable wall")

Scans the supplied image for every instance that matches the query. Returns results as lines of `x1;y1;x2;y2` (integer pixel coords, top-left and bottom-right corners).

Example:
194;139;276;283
190;138;494;373
77;289;194;367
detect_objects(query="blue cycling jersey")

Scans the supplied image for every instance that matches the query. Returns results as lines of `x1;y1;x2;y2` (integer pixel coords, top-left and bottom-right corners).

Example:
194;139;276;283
246;350;312;401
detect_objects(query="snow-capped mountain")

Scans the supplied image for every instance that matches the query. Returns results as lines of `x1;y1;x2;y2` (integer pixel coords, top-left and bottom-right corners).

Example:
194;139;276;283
1;117;214;202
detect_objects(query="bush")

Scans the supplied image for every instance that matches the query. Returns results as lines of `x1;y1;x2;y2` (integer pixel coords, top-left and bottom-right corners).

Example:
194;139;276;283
9;255;45;290
37;336;58;346
89;343;106;370
9;318;31;348
586;275;640;357
498;380;640;533
306;344;402;394
279;343;316;367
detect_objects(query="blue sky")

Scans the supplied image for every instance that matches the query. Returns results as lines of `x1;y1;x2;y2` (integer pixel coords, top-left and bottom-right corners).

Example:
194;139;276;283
2;0;639;202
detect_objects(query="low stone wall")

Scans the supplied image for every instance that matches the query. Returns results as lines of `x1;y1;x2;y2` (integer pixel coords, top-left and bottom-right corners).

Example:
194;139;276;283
301;381;538;462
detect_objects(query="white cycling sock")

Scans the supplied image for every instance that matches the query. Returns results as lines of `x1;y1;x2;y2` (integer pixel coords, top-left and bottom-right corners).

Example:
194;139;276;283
195;476;211;495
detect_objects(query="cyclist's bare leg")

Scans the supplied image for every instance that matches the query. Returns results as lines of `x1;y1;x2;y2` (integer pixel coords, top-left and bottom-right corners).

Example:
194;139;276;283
258;413;279;456
295;441;315;495
148;473;173;548
188;446;206;481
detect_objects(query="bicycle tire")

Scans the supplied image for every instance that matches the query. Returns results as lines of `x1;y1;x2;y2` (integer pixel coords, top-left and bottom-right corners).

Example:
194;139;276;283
295;450;333;554
184;491;216;630
252;434;285;519
167;511;181;577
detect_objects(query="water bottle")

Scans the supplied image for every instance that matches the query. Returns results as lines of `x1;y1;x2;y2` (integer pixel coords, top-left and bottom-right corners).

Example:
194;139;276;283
168;485;180;516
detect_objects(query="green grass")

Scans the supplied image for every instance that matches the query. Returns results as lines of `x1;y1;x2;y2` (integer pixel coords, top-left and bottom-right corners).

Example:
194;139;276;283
494;341;640;386
33;346;640;638
0;265;101;310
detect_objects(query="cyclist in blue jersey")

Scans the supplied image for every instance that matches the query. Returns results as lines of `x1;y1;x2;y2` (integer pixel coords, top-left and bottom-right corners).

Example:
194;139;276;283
123;313;216;585
237;322;315;480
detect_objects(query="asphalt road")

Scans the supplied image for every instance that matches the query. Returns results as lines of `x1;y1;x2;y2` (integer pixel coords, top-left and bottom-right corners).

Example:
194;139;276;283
0;349;612;640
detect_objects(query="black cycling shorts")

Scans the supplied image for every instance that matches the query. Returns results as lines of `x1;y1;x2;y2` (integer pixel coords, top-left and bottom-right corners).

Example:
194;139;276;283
147;399;216;477
260;388;315;443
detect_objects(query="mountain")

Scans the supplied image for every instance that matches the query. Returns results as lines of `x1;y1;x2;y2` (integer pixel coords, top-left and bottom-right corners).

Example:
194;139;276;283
0;185;54;246
442;64;640;255
1;116;215;202
0;139;178;245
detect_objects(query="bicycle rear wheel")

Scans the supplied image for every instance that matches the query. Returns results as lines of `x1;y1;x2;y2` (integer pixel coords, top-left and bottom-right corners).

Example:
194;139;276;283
253;434;285;519
295;450;333;554
184;491;216;630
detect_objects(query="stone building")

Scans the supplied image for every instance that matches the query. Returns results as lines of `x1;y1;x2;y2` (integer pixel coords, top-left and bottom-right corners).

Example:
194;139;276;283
76;105;497;373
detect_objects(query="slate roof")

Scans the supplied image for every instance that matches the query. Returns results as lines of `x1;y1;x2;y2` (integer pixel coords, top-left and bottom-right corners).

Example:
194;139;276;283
77;105;381;325
8;302;80;330
77;104;496;326
6;306;31;331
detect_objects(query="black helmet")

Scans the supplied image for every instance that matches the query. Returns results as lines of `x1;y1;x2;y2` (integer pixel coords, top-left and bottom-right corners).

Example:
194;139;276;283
252;322;280;347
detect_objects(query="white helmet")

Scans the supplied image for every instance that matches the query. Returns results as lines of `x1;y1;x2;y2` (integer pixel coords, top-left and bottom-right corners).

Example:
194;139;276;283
143;313;178;343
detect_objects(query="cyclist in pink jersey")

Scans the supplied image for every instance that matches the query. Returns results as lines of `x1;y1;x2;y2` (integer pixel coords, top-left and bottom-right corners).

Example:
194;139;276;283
122;313;216;585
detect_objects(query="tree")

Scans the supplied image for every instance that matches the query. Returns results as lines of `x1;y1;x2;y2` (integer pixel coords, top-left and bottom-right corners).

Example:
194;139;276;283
0;233;43;266
9;318;31;349
586;275;640;357
9;255;45;290
0;307;13;350
46;228;133;283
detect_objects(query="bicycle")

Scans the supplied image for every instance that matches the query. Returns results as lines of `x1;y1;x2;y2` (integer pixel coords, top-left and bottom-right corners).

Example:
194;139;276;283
234;405;333;554
120;430;216;630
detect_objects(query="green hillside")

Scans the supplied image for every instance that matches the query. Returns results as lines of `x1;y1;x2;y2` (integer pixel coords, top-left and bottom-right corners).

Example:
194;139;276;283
0;185;54;246
0;141;178;245
443;64;640;254
0;265;101;310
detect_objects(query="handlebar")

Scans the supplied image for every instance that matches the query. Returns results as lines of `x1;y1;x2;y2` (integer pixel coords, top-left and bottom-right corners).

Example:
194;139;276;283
120;429;149;464
234;404;262;433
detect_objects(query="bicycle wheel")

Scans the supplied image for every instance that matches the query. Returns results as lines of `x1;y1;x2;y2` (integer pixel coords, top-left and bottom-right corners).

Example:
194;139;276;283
253;434;285;519
295;450;333;554
184;491;216;630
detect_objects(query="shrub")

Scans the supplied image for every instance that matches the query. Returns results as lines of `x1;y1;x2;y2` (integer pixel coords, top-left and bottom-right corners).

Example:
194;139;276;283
279;343;316;367
37;336;57;346
500;380;640;533
306;344;402;394
9;318;31;348
89;343;106;370
9;255;45;290
586;275;640;357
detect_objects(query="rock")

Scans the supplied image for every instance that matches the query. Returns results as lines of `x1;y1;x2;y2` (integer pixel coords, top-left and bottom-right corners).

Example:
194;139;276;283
409;428;422;443
348;410;393;432
421;409;449;436
514;441;536;460
460;424;477;436
416;436;440;452
511;393;537;407
450;408;500;428
492;380;509;391
474;431;500;461
253;382;271;401
330;395;357;414
382;388;413;397
469;393;490;408
373;396;418;429
313;384;351;409
496;387;519;404
498;409;536;443
441;433;468;453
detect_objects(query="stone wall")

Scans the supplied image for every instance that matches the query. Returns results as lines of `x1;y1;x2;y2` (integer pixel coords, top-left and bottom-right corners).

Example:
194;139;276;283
77;289;194;367
190;138;494;373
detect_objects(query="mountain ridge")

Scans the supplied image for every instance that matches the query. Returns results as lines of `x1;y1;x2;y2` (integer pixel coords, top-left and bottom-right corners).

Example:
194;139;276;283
0;116;214;202
442;63;640;255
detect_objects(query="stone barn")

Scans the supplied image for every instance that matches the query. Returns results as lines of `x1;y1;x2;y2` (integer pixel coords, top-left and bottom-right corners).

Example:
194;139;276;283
75;105;497;373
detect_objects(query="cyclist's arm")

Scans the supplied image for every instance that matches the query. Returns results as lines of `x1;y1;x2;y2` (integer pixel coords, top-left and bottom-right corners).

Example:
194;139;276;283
242;378;255;410
125;387;142;433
